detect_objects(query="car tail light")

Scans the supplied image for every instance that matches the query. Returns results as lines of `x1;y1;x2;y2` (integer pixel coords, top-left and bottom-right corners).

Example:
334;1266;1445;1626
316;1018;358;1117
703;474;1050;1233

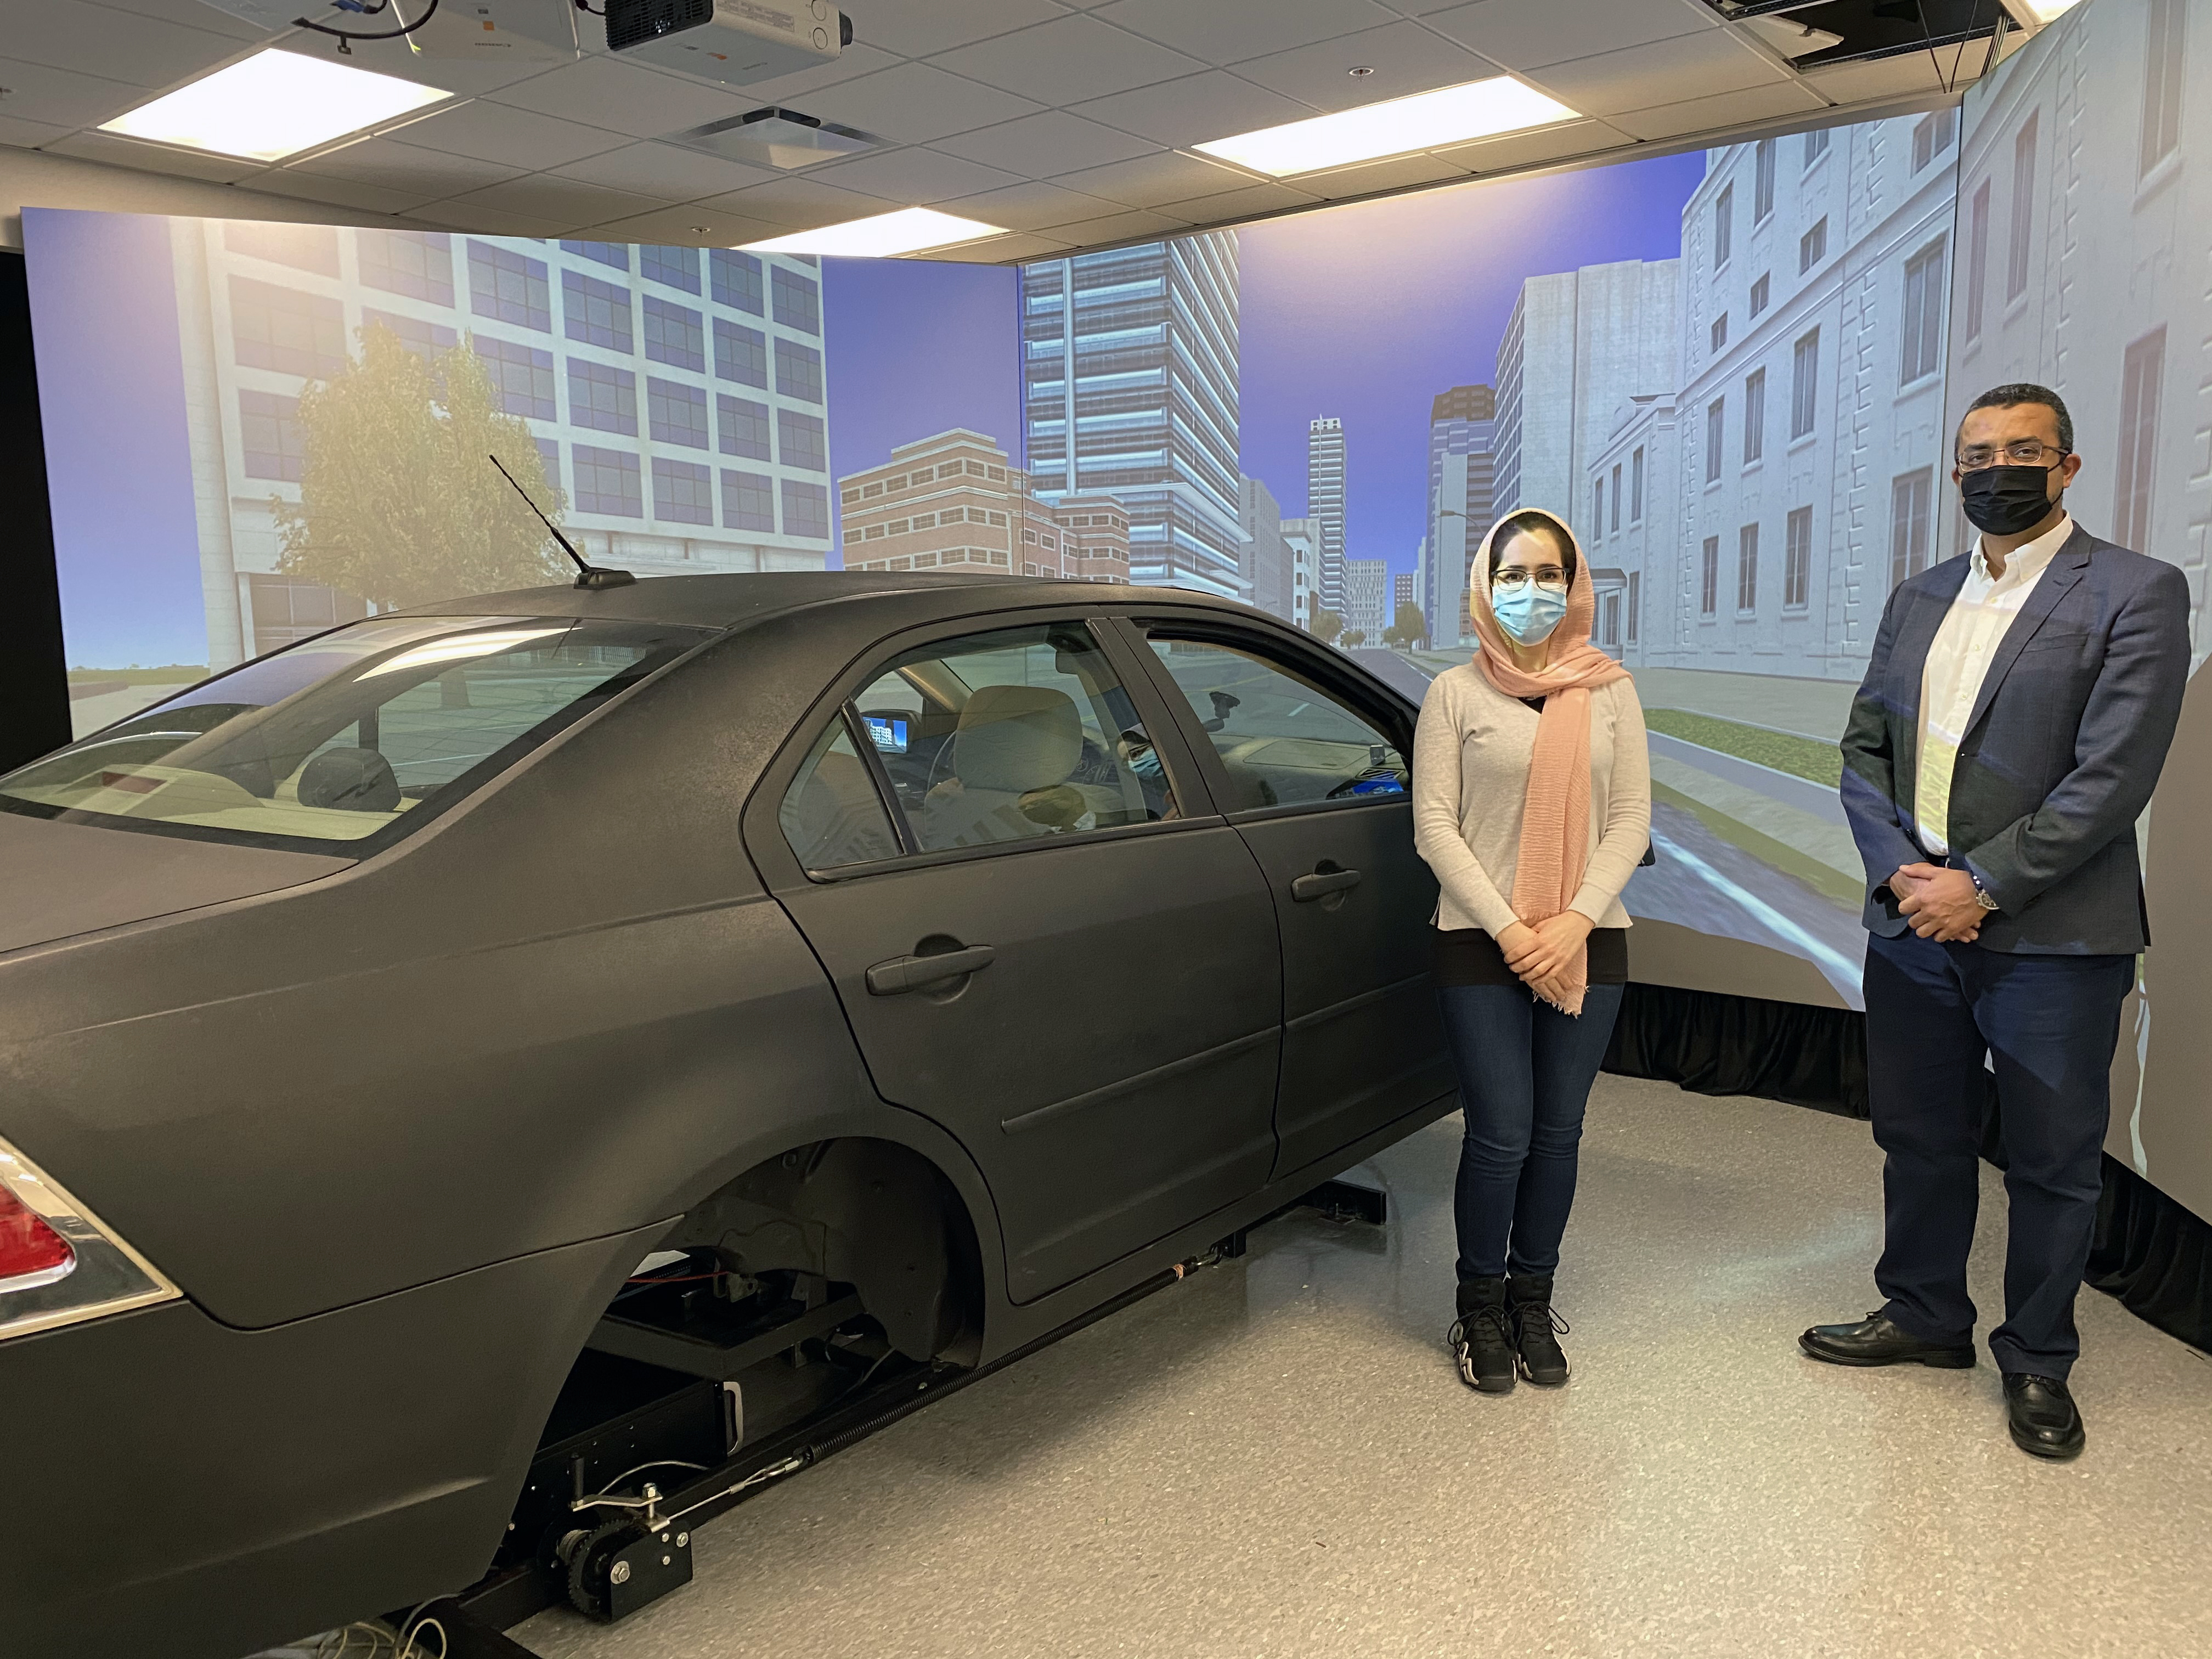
0;1135;179;1341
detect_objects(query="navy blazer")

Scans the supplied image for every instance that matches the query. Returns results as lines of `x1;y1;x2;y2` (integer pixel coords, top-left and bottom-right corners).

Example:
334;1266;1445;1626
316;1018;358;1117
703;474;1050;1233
1839;522;2190;955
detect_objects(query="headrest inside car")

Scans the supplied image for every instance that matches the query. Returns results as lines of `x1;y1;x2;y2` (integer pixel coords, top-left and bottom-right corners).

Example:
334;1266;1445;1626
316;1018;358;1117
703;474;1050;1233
951;686;1082;793
297;747;402;813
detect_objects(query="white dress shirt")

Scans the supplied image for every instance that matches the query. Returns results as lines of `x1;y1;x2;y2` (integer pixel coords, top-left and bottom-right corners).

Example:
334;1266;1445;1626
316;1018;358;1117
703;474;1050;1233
1913;512;2073;856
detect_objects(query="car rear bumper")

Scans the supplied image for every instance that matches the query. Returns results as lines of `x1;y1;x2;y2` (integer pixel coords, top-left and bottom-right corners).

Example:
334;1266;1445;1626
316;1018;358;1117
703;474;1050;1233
0;1222;663;1659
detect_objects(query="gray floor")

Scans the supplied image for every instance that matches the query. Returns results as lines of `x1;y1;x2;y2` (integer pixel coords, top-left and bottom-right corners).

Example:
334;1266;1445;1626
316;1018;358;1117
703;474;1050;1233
516;1077;2212;1659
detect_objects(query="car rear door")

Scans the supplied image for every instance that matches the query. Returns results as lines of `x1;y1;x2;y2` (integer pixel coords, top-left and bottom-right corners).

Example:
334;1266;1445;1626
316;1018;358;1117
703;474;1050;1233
1118;616;1452;1181
745;611;1282;1306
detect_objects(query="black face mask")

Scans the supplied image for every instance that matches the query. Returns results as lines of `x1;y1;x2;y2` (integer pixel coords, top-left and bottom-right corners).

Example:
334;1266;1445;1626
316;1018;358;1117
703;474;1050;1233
1960;462;2062;536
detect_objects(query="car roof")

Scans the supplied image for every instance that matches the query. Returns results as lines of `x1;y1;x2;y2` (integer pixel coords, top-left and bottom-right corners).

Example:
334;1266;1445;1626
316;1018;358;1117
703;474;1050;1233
394;571;1262;633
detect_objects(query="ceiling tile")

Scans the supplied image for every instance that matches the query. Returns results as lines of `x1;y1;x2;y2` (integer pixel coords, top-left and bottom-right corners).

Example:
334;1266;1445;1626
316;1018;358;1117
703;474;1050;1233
1069;70;1315;148
550;141;775;202
90;0;270;43
5;0;250;91
0;54;154;128
1094;0;1401;65
580;204;788;245
292;136;526;200
1045;207;1194;246
809;145;1025;204
0;113;76;149
1047;148;1253;207
697;173;899;229
257;169;428;216
436;174;664;225
1428;115;1631;171
376;98;630;171
938;179;1127;232
42;129;267;181
1299;149;1474;197
1521;29;1787;117
843;0;1071;59
794;61;1046;145
926;14;1206;105
1801;53;1948;104
409;201;570;237
1419;0;1715;72
934;111;1159;176
1153;179;1323;222
296;37;558;101
712;40;905;104
1605;78;1827;142
483;55;751;137
1231;21;1502;112
921;230;1070;263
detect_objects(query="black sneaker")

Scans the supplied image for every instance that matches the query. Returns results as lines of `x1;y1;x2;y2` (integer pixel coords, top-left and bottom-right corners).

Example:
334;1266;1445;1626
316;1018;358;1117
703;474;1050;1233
1450;1275;1516;1393
1507;1274;1570;1386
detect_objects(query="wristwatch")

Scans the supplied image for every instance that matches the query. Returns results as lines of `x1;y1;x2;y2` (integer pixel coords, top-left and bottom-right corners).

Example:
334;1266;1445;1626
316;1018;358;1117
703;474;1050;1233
1968;871;2000;912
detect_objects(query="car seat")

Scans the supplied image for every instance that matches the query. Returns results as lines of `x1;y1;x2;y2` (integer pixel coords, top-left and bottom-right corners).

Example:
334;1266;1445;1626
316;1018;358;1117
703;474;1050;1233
921;685;1084;848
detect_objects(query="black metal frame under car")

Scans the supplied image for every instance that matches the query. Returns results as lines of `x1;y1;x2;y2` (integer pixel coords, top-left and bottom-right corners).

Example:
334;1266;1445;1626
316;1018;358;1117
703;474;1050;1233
0;575;1455;1657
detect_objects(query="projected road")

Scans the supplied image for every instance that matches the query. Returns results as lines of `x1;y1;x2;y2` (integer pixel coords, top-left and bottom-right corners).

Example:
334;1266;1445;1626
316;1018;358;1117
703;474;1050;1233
1357;650;1866;1009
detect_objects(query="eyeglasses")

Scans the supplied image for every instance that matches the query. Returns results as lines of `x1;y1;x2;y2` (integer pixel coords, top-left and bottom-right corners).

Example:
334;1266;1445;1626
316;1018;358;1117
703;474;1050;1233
1494;567;1569;593
1956;441;2066;471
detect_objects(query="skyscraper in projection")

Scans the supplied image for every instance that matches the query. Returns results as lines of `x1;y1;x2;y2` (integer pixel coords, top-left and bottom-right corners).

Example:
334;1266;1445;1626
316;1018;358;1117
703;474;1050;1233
1019;234;1246;598
1307;416;1347;617
1424;383;1496;647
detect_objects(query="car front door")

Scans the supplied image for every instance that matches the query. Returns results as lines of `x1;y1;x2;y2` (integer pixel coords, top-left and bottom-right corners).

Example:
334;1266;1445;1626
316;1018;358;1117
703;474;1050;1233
747;614;1282;1305
1121;619;1452;1181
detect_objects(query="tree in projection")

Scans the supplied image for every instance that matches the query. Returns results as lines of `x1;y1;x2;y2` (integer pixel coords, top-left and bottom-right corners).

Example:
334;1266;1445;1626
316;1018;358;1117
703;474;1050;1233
1310;607;1343;645
274;324;568;610
1384;602;1427;649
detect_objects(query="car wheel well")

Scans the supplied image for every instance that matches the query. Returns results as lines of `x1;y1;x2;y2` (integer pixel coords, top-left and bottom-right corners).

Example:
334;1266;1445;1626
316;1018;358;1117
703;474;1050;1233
659;1137;985;1367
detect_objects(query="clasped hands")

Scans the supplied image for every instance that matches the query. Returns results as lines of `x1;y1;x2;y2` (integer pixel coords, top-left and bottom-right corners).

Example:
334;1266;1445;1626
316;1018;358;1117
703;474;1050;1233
1893;862;1984;943
1497;911;1593;1007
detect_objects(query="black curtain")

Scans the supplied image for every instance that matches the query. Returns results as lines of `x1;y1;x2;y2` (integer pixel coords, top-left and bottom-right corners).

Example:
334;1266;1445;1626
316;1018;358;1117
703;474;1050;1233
1605;980;2212;1354
0;248;71;772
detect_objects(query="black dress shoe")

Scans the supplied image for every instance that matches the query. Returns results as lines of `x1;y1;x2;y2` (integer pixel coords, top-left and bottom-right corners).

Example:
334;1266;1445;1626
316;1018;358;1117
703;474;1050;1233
2004;1373;2085;1459
1799;1311;1977;1369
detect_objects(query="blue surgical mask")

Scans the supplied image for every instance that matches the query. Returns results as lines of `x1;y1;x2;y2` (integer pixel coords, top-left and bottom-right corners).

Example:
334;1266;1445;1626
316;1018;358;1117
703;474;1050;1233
1492;582;1567;646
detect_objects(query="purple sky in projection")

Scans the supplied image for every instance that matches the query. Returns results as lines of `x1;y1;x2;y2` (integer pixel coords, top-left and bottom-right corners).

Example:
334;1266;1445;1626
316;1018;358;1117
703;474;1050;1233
1235;149;1709;578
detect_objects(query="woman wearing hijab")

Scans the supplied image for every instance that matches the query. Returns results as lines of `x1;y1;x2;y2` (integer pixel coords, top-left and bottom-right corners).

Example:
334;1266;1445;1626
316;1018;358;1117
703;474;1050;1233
1412;507;1651;1395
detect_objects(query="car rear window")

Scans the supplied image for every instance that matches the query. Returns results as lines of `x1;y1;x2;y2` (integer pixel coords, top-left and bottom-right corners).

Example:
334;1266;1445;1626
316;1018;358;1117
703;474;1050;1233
0;615;703;854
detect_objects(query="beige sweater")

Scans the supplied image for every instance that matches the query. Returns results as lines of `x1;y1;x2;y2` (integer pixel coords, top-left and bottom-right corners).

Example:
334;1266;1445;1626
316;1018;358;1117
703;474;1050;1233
1412;664;1652;937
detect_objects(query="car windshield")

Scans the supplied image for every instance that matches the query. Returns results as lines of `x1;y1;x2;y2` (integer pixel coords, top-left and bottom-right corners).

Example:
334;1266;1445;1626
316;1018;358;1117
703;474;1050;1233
0;614;702;852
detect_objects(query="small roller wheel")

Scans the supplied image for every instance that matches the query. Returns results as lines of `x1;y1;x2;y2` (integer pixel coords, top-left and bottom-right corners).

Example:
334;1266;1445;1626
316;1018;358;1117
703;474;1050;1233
563;1519;643;1621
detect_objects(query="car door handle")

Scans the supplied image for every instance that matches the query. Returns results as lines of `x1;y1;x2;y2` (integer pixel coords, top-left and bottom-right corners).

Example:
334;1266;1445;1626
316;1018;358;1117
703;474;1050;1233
865;945;996;995
1291;868;1363;902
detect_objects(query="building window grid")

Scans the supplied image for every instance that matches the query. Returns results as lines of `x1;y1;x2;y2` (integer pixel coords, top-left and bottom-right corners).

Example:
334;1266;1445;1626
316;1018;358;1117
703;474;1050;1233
1705;398;1725;485
573;444;642;518
2115;328;2166;552
1803;127;1830;168
362;309;455;362
771;266;821;335
723;469;775;532
475;337;556;421
1743;369;1765;465
714;317;769;388
1737;523;1759;613
2143;0;2186;178
1784;506;1812;609
562;269;633;352
239;388;305;482
2008;114;2038;302
1900;239;1948;385
1912;109;1957;173
467;240;550;333
1609;464;1622;534
710;250;765;315
718;394;772;460
1701;536;1720;617
229;275;346;379
1627;572;1640;644
1714;184;1733;270
1800;217;1828;274
1791;330;1819;441
1712;313;1729;354
774;337;824;403
1890;470;1933;588
1750;272;1770;318
643;295;706;374
559;240;629;272
646;375;711;450
641;245;702;295
783;478;830;539
778;408;827;472
1754;138;1776;222
357;230;453;306
568;358;637;436
652;456;714;525
1965;180;1992;342
1631;446;1645;522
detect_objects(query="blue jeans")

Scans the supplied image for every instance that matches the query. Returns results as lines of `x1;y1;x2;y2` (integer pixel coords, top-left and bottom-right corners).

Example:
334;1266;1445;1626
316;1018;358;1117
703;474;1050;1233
1864;929;2132;1379
1438;981;1624;1281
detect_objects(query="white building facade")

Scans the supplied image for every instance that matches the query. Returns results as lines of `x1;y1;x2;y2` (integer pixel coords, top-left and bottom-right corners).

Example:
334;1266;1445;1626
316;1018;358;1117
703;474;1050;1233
1238;473;1296;622
1307;416;1347;618
172;221;833;668
1423;383;1496;647
1282;516;1316;630
1640;116;1957;680
1345;557;1389;642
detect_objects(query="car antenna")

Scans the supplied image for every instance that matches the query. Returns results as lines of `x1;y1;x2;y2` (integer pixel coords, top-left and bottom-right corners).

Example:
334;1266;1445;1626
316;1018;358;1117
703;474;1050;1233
488;454;635;589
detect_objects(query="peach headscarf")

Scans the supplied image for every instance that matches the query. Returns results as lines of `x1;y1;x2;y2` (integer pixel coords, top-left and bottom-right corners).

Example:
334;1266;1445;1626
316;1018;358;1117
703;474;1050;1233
1467;508;1628;1014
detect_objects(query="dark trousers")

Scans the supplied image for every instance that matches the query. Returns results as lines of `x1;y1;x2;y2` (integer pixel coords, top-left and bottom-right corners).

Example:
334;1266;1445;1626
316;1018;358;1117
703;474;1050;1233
1863;929;2132;1379
1438;981;1624;1282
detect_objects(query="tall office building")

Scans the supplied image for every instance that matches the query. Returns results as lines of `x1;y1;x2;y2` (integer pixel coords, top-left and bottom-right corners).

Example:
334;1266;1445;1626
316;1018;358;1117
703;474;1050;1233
1345;557;1388;642
1424;384;1496;647
1238;473;1295;621
1307;416;1347;617
1019;234;1246;599
1282;517;1316;630
170;222;834;670
838;429;1130;583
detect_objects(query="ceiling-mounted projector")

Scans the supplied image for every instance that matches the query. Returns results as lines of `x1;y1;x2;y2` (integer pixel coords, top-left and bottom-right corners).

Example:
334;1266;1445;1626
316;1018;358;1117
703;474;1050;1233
605;0;849;86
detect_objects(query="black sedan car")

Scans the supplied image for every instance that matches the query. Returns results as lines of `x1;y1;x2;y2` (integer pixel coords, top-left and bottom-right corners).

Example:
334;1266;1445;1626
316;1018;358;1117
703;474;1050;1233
0;573;1451;1656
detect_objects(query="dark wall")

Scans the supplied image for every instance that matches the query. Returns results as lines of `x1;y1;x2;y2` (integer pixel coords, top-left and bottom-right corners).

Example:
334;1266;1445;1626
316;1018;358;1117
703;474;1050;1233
0;249;70;771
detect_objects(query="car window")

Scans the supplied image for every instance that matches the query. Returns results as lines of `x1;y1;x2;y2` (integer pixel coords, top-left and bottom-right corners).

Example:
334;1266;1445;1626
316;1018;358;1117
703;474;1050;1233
780;720;903;871
787;621;1177;867
0;616;700;851
1145;636;1407;812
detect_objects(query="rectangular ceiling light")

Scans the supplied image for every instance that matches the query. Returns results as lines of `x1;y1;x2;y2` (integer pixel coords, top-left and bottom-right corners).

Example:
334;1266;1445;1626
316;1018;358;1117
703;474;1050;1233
743;208;1006;258
1194;76;1577;178
100;49;451;162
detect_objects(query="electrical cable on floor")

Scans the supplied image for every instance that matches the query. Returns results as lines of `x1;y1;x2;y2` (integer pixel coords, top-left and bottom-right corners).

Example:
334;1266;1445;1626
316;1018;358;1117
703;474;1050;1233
587;1458;710;1499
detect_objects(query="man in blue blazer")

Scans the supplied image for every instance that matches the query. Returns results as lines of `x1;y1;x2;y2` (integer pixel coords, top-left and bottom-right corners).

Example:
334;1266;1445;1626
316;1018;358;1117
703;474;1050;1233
1804;383;2190;1459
